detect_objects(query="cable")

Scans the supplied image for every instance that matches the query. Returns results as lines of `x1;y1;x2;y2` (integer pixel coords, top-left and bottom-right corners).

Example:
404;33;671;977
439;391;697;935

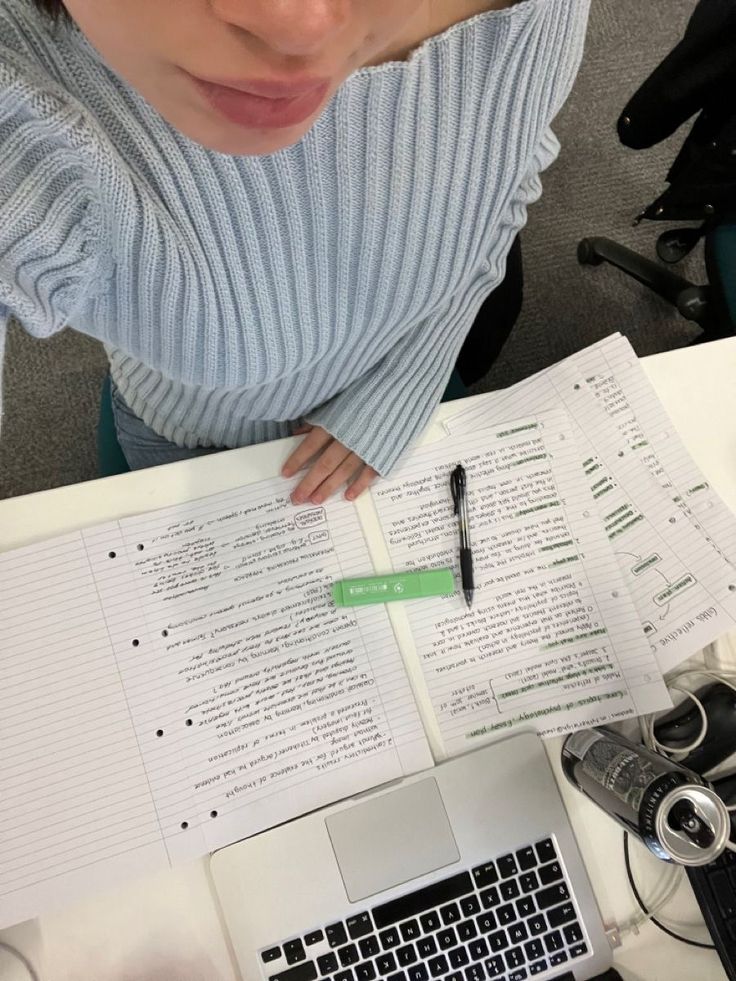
0;941;40;981
641;666;736;759
622;832;715;950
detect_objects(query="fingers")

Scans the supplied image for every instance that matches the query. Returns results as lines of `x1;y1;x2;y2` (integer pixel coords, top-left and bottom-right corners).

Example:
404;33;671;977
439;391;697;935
301;451;364;505
290;438;353;503
282;426;332;478
345;466;378;501
283;425;379;504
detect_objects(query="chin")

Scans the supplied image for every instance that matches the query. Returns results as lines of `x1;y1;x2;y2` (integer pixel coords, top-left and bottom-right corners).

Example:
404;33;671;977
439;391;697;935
168;105;321;157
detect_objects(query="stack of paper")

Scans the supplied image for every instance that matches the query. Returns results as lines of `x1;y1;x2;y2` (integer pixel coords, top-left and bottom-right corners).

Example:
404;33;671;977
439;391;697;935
371;333;736;754
2;333;734;926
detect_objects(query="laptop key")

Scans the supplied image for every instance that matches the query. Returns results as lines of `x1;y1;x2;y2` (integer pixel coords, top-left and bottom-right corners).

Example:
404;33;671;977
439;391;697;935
416;936;437;959
446;974;463;981
457;919;478;942
497;904;516;926
262;947;281;963
440;902;461;925
334;971;354;981
543;930;563;953
327;923;349;948
268;963;318;981
476;912;496;933
484;954;505;977
407;965;428;981
373;873;474;929
428;954;449;977
500;880;519;902
515;897;535;920
516;847;536;871
463;965;484;981
437;927;456;950
386;974;408;981
472;862;499;888
355;963;377;981
379;928;401;950
524;939;544;962
359;937;380;959
449;946;470;969
569;942;589;958
419;911;441;933
468;938;488;961
549;950;568;967
538;862;562;886
401;920;420;942
563;923;583;945
547;903;576;928
460;895;481;917
396;944;417;967
527;914;546;936
519;872;539;894
347;914;374;940
284;940;306;965
508;970;527;981
480;887;499;909
317;951;338;975
535;839;556;865
497;854;518;879
305;931;324;946
529;960;547;976
508;923;527;945
535;884;569;910
339;945;359;967
504;946;524;970
376;952;397;975
487;930;508;953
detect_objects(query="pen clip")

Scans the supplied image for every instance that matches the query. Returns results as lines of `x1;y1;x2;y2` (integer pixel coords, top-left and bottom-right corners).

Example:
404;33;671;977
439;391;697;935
450;464;465;516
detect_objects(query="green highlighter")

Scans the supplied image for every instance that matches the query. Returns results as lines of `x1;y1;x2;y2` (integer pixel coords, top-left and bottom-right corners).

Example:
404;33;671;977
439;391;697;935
332;568;455;607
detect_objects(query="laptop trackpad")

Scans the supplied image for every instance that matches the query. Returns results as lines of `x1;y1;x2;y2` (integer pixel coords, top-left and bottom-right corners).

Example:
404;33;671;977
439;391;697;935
326;778;460;903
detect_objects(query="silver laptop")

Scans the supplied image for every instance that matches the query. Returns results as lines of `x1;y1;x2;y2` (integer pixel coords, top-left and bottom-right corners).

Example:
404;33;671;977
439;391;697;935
210;731;613;981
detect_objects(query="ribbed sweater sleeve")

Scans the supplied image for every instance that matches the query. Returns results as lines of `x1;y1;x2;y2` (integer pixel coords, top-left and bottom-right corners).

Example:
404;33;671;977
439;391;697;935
0;49;102;435
307;128;565;475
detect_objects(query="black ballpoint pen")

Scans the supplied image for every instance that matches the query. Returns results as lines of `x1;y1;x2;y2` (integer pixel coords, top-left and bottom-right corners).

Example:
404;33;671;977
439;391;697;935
450;464;475;610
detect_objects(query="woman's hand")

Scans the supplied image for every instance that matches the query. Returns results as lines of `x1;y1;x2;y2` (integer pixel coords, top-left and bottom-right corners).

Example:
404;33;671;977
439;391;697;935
282;425;378;504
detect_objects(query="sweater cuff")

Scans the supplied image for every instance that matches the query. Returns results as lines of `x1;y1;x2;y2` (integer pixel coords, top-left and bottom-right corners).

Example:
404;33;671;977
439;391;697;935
306;299;477;476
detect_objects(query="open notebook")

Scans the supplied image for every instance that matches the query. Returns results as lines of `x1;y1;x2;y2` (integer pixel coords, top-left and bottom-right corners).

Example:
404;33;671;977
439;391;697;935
1;396;678;929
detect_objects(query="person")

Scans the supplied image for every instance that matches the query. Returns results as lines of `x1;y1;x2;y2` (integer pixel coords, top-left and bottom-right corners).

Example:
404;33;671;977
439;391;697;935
0;0;589;504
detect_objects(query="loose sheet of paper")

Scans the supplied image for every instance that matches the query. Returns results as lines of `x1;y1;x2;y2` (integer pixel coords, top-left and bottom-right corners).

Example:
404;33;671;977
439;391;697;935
371;410;671;756
0;479;432;928
446;337;736;671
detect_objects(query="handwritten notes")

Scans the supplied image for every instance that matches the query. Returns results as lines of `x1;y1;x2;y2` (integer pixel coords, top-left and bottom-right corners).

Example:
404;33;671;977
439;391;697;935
446;336;736;671
0;479;432;928
372;410;671;755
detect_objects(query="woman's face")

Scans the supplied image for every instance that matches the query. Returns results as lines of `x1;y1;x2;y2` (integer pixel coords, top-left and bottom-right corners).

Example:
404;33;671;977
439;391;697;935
63;0;427;155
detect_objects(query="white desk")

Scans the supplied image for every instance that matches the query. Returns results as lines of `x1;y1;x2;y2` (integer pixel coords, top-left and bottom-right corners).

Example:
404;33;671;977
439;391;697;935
2;339;735;981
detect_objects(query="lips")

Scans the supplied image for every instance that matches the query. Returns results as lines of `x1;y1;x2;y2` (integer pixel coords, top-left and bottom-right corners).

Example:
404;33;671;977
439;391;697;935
190;73;331;130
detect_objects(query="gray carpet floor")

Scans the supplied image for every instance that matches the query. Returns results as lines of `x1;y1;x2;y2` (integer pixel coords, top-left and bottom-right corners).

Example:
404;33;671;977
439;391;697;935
0;0;705;499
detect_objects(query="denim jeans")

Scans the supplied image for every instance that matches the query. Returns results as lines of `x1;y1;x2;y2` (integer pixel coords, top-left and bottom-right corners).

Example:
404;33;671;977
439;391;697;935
110;381;221;471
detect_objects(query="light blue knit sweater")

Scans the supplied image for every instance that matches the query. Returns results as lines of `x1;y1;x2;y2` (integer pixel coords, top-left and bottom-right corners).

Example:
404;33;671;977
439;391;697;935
0;0;588;474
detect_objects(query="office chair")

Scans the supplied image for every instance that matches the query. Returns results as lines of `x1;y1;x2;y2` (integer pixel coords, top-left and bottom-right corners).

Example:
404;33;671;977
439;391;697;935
578;0;736;342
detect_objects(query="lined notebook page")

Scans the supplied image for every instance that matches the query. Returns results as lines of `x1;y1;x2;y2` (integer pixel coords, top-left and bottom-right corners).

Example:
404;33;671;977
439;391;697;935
593;335;736;571
0;478;432;928
371;410;671;756
0;533;170;928
445;340;736;672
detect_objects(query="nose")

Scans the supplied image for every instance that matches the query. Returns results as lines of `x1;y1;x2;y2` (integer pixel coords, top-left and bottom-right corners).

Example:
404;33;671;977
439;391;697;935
210;0;351;57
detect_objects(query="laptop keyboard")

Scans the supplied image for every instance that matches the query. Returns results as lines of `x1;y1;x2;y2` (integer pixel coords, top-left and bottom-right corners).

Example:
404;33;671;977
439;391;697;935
260;836;590;981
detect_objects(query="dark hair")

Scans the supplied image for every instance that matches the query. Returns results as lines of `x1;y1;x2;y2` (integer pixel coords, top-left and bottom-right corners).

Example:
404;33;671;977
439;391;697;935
31;0;69;21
